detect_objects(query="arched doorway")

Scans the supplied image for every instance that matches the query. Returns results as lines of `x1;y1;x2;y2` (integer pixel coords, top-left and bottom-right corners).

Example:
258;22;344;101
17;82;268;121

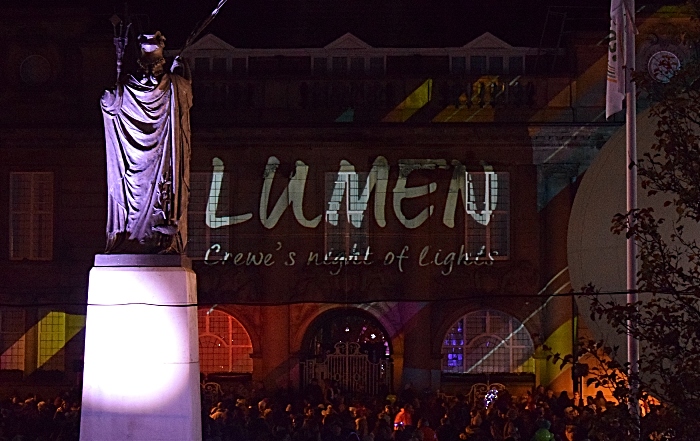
442;309;535;374
301;308;392;395
197;308;253;375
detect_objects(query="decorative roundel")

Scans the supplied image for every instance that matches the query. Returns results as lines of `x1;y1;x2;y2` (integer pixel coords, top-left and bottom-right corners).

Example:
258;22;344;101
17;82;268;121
20;55;51;85
647;50;681;83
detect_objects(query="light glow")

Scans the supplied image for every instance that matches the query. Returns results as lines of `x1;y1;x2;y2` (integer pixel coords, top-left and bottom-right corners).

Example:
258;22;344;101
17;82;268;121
382;79;432;122
82;267;199;413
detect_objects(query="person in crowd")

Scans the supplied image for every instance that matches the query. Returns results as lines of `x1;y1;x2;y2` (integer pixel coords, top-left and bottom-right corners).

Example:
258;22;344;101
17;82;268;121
394;404;414;431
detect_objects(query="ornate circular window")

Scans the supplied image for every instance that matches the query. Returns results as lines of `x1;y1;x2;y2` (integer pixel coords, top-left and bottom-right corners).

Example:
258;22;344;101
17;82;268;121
20;55;52;85
647;50;681;83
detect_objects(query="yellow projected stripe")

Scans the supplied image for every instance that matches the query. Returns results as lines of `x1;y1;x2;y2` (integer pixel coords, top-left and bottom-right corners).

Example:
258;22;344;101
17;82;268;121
31;312;85;373
538;319;573;387
382;79;432;122
432;76;499;123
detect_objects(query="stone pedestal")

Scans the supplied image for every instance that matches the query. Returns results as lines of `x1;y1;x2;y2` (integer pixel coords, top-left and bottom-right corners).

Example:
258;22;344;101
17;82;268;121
80;255;201;441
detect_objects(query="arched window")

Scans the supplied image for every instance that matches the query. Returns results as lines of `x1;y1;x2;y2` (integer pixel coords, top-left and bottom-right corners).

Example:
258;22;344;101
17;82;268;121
442;309;534;374
198;309;253;375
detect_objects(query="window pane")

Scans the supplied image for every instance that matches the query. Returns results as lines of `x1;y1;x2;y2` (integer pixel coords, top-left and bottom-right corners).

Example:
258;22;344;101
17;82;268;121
198;309;253;375
0;310;25;371
313;57;328;75
37;311;65;371
187;171;232;261
470;56;486;75
10;174;31;211
452;57;466;74
350;57;364;73
324;172;370;261
232;58;246;74
489;57;504;75
195;57;210;73
509;57;524;75
332;57;348;75
442;309;533;374
10;172;53;261
464;172;509;260
212;58;227;74
369;57;384;75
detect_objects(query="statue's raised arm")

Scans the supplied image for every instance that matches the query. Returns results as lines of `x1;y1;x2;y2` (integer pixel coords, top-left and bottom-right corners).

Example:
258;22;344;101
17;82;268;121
101;32;192;254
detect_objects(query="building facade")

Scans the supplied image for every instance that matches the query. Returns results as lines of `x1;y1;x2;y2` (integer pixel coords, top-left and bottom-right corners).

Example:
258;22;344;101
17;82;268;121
0;4;687;398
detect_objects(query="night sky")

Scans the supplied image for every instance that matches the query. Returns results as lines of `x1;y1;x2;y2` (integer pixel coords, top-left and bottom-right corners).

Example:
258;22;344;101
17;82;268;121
3;0;685;48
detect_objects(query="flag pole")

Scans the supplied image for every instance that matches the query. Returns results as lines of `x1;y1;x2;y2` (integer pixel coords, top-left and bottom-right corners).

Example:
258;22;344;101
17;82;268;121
624;0;640;435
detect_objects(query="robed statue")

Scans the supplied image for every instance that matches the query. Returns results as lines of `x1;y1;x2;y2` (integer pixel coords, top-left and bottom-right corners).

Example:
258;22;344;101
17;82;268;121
101;32;192;254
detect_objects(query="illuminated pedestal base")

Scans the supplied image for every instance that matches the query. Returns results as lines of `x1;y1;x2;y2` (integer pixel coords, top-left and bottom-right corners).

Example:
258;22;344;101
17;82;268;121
80;256;201;441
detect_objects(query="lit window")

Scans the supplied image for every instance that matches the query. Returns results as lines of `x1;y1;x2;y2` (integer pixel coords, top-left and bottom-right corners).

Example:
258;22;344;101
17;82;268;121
198;309;253;374
0;310;25;371
324;171;370;261
37;311;65;371
464;171;509;260
442;309;534;374
10;172;53;261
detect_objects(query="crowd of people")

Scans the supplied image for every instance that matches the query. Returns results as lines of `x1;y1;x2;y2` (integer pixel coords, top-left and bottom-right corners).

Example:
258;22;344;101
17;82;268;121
0;381;658;441
0;389;81;441
202;381;621;441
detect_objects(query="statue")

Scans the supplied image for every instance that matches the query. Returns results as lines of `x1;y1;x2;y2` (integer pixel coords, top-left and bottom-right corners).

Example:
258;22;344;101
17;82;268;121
101;32;192;254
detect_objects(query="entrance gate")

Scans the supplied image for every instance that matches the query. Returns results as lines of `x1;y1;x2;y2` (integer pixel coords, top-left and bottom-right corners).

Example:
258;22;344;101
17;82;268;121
301;342;392;395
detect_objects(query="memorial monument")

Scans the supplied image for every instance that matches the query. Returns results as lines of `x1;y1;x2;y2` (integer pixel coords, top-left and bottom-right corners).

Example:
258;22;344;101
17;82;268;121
80;30;201;441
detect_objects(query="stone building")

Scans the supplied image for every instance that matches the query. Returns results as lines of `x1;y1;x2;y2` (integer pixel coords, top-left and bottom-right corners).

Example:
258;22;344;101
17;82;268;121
0;3;687;398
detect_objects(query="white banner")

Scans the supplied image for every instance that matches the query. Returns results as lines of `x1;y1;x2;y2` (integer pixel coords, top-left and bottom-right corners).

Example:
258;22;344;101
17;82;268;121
606;0;626;119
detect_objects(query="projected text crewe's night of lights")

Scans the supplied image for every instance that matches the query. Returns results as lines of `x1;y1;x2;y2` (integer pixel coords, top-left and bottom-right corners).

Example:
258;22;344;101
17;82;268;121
203;242;497;276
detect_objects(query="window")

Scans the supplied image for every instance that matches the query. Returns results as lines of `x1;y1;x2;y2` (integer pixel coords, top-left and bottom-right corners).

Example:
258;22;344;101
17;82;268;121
324;172;370;261
187;170;232;261
369;57;384;75
350;57;365;73
232;58;247;74
464;171;509;260
489;57;504;75
442;309;534;374
194;57;210;73
0;310;25;371
198;309;253;374
470;56;487;75
332;57;348;75
313;57;328;75
451;57;467;74
37;311;65;371
509;57;524;75
280;56;312;75
212;57;227;74
10;172;53;260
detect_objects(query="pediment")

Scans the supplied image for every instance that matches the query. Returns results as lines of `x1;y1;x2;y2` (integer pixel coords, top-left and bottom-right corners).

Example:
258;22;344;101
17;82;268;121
182;33;236;53
463;32;512;50
324;32;373;50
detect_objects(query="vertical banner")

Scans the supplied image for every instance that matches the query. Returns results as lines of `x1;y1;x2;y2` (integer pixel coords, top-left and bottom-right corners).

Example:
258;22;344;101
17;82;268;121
606;0;626;119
